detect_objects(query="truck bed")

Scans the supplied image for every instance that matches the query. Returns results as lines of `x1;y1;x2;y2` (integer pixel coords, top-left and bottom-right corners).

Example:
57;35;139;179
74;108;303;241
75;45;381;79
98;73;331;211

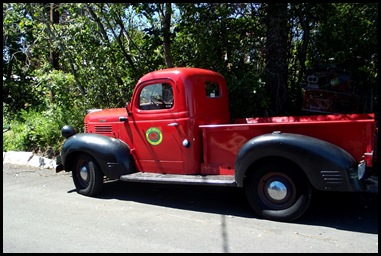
199;113;376;175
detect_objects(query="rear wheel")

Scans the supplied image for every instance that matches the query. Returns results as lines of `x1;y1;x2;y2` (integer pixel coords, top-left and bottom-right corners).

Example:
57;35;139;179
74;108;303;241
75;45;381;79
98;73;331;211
72;153;103;196
245;161;312;222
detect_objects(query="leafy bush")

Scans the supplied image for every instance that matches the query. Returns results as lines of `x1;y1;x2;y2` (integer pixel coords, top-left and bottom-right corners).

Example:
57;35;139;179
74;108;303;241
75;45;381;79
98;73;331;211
3;122;30;152
3;68;93;158
3;105;86;158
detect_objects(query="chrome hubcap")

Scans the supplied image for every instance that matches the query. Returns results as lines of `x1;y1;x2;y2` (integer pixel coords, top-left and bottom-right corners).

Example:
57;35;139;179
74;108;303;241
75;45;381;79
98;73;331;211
80;166;88;181
267;180;287;201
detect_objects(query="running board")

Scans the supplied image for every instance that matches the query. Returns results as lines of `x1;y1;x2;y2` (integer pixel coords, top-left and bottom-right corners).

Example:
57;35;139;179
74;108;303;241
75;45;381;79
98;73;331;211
119;172;237;186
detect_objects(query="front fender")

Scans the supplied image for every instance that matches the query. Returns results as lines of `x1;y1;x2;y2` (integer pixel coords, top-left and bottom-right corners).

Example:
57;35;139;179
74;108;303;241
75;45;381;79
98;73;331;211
235;132;364;192
61;133;135;179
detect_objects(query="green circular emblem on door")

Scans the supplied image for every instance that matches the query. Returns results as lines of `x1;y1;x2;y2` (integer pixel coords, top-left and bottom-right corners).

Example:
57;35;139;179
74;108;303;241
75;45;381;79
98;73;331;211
146;127;163;145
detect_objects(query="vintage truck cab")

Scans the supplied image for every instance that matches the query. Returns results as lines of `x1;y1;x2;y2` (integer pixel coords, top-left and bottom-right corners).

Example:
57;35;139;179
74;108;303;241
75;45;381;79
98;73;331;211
56;67;377;222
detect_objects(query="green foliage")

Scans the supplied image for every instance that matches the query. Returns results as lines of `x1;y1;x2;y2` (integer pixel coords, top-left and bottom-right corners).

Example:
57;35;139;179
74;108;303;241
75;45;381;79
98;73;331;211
2;3;378;155
224;64;269;118
3;105;85;157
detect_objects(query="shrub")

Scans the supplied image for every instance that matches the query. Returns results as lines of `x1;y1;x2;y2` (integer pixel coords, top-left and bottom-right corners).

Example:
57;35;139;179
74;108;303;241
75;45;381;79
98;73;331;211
3;105;86;158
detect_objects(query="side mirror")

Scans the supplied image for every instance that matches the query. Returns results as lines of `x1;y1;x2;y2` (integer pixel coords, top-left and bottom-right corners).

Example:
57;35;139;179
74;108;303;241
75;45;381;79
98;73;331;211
126;102;132;115
118;102;131;122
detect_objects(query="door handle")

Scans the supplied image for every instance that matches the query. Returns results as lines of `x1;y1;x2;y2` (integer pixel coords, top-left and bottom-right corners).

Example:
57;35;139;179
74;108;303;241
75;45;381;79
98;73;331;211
167;122;178;127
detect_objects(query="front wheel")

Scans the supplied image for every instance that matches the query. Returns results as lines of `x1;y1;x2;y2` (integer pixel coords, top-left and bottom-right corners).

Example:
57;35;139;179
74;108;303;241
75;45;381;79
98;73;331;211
245;161;312;222
72;153;103;196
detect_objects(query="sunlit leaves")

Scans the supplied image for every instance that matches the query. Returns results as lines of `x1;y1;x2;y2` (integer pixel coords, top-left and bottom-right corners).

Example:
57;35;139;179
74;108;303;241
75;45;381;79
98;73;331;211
2;3;378;148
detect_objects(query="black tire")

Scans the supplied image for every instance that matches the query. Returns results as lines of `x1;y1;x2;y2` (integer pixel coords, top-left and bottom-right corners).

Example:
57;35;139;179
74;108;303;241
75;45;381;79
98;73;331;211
72;153;103;196
245;161;312;222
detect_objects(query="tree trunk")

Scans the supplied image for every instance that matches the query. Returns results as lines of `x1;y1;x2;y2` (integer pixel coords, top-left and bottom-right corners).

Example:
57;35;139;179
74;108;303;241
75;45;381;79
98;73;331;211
49;3;60;70
264;3;288;116
49;3;60;102
161;3;173;68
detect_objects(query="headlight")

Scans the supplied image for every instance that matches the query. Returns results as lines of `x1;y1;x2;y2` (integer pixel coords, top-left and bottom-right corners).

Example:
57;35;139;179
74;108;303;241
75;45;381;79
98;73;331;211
61;125;76;139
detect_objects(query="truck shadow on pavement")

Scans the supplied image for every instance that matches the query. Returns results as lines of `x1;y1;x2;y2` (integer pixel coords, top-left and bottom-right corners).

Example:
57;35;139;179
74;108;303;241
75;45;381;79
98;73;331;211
97;180;378;234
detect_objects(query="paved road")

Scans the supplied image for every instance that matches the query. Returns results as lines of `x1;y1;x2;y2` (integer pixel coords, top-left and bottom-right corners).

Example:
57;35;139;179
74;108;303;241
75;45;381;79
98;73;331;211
3;163;378;253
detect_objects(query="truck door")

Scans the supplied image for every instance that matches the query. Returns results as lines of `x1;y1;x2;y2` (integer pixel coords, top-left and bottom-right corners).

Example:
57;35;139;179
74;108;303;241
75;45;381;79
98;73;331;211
128;80;189;174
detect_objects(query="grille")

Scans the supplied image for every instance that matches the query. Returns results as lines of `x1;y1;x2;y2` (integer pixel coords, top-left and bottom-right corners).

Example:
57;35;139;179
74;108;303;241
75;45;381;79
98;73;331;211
95;125;113;134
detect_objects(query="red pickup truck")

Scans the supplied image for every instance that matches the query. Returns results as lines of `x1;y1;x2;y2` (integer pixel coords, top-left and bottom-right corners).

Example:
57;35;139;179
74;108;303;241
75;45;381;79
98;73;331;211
56;67;378;222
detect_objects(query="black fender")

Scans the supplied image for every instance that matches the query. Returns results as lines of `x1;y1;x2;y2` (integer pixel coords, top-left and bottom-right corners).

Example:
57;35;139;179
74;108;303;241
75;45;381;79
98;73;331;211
235;132;364;192
61;133;135;179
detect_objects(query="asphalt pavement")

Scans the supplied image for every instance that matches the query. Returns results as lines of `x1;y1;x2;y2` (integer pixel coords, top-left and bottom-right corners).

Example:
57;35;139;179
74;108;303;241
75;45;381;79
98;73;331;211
3;162;379;253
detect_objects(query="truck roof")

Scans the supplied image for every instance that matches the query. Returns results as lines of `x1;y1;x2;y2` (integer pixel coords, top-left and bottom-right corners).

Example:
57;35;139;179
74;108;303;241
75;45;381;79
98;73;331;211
137;67;223;84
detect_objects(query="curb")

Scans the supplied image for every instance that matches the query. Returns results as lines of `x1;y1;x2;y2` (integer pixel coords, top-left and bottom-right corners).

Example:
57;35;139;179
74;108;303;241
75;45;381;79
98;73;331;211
3;151;56;169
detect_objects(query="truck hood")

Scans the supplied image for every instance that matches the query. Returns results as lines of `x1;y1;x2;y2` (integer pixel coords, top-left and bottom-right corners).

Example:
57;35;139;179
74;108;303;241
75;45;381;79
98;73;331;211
84;108;128;123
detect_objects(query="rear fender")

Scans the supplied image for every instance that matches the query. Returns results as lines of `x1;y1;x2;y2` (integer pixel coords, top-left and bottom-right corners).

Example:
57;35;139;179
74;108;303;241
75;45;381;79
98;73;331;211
235;132;363;192
61;133;135;179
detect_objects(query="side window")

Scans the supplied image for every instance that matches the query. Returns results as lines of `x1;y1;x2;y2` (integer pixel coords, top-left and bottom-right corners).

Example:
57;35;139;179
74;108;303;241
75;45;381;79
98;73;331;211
205;81;220;98
139;83;174;110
